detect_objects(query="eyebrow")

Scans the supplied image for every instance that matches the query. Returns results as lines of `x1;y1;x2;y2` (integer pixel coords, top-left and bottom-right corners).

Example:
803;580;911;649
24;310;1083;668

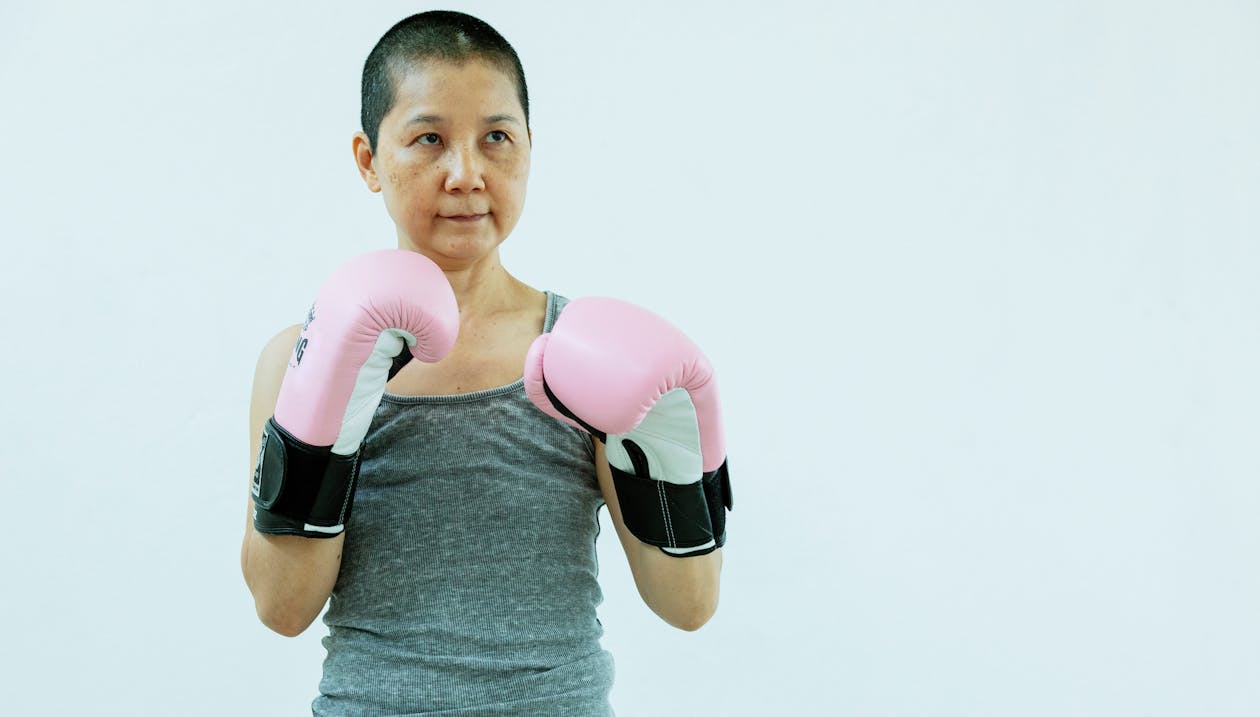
404;114;443;127
404;114;522;127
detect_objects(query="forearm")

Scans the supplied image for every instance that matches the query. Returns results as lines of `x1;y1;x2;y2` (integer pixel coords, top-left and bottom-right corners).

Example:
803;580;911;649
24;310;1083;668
592;436;725;630
241;505;343;637
625;540;722;631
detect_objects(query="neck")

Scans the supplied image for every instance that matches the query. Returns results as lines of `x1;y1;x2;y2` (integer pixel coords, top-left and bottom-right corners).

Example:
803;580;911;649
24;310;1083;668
403;244;528;319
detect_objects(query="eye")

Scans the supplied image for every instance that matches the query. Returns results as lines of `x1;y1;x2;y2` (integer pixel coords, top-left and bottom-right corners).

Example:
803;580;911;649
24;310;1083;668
486;130;508;144
416;133;441;146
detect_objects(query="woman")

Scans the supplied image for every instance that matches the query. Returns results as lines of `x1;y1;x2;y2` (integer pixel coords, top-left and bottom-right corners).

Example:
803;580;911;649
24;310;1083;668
241;11;729;715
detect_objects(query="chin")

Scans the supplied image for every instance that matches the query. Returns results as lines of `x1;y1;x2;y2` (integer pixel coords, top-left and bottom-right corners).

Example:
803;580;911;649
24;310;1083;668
405;234;504;268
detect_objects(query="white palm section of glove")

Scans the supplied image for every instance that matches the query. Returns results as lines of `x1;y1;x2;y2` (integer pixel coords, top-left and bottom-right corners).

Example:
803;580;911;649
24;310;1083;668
332;328;415;454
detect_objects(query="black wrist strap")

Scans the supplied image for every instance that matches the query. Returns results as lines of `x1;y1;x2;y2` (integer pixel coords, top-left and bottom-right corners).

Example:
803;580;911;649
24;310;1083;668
702;459;733;549
251;417;362;538
610;457;733;557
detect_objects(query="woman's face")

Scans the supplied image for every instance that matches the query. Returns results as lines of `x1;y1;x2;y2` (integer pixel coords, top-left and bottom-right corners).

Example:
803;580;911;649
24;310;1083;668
355;58;531;267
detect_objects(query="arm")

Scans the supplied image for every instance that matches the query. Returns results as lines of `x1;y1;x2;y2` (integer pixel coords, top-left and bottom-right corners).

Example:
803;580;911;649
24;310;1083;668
594;438;722;631
524;297;734;629
240;325;343;637
239;251;459;637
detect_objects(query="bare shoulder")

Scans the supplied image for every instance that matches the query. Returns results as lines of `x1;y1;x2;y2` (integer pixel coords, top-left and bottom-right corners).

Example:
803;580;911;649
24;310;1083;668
258;324;304;372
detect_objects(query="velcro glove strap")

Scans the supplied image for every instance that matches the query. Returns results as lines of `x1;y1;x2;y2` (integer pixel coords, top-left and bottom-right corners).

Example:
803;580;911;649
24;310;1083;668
702;459;733;549
610;464;718;557
251;417;361;538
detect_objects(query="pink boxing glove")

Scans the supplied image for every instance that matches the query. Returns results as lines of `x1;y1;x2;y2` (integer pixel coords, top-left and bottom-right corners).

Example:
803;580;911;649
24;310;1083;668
252;250;459;538
524;297;732;557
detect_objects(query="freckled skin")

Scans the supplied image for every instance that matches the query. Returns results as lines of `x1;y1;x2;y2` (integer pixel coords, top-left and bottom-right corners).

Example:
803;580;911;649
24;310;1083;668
351;59;531;271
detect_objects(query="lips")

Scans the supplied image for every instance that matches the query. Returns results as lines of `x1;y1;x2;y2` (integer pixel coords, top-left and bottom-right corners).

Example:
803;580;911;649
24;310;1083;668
440;212;488;221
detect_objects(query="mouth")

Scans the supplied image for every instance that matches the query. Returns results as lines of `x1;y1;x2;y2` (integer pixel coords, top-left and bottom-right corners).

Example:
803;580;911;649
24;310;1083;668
439;213;488;222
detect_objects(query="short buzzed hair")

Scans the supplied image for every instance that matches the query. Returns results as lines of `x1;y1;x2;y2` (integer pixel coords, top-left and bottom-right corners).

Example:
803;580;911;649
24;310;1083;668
360;11;530;152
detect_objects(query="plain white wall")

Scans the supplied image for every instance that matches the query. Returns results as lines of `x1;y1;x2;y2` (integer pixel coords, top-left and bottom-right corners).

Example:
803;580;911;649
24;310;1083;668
2;0;1258;714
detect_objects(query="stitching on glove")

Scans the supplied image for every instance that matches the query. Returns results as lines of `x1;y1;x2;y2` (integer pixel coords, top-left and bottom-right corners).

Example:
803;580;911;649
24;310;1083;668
338;451;360;524
658;481;675;547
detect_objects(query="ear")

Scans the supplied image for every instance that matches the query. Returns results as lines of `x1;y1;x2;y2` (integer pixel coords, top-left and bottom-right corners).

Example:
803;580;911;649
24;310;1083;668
352;131;381;193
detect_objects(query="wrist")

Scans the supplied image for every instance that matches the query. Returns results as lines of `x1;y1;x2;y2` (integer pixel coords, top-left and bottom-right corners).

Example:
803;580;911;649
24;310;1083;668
252;417;362;538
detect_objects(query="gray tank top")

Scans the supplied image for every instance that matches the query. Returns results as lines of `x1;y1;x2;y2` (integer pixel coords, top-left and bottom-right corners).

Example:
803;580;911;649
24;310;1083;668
313;292;615;716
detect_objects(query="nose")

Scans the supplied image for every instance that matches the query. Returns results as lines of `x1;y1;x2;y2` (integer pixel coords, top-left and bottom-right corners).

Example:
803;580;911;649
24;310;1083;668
443;143;486;194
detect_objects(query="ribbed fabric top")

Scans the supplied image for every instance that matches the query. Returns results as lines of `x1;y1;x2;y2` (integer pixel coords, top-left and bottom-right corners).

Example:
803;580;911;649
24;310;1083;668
312;293;615;716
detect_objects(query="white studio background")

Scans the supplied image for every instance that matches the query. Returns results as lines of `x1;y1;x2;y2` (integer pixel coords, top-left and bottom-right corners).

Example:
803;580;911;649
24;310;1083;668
1;0;1257;715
